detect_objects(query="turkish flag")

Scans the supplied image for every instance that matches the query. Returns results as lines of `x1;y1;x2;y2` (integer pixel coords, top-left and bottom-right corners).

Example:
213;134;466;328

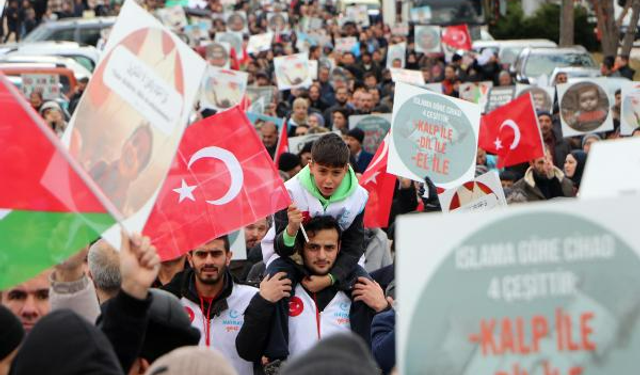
144;107;291;260
238;94;251;112
479;94;544;168
361;134;396;228
442;24;472;51
274;122;289;167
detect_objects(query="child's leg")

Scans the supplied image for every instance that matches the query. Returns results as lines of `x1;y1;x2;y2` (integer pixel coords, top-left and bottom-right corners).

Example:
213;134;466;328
263;257;300;360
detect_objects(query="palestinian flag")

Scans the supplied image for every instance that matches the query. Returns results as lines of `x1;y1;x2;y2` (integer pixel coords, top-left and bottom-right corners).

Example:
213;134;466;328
0;75;115;290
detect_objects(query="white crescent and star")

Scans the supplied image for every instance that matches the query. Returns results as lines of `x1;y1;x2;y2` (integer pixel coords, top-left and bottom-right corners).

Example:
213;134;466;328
363;137;389;185
172;146;244;205
494;119;521;151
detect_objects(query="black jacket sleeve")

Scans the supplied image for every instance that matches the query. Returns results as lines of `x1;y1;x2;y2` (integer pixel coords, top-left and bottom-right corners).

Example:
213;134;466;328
331;211;365;287
236;293;276;362
99;290;152;373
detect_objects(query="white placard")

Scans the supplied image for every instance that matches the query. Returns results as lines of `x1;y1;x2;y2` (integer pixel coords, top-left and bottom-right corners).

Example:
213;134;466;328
247;32;273;54
390;68;425;86
620;82;640;136
386;42;406;69
335;37;358;53
274;53;312;91
21;74;61;100
199;66;248;112
215;31;243;57
557;79;614;137
437;170;507;213
414;25;441;54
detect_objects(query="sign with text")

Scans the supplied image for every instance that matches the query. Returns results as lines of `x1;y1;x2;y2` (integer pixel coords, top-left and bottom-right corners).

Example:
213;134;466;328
63;0;206;248
437;170;507;213
388;82;480;189
484;86;515;113
349;113;392;154
398;195;640;375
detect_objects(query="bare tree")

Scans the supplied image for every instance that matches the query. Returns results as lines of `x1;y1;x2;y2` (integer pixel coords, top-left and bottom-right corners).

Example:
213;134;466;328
592;0;619;56
560;0;575;47
621;0;640;56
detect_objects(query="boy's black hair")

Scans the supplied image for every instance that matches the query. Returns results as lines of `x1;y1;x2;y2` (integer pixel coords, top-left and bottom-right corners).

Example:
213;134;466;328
294;216;343;251
311;133;350;168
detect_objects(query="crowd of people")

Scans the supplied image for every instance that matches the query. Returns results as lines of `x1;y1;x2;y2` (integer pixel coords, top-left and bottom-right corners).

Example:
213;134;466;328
2;0;640;374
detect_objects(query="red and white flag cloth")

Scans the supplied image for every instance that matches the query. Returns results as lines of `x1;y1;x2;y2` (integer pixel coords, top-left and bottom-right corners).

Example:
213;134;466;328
273;122;289;167
360;134;397;228
479;94;544;168
144;107;291;260
442;24;472;51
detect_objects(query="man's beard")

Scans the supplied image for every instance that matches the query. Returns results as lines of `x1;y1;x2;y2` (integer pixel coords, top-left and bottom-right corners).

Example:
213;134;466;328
196;264;226;285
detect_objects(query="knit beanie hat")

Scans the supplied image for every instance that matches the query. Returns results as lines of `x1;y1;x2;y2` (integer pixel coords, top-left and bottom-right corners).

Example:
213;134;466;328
0;305;24;360
145;347;238;375
581;133;601;148
278;152;301;173
280;333;379;375
347;128;365;145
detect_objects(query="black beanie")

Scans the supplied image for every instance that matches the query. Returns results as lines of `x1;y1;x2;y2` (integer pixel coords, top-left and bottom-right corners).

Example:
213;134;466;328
347;128;365;145
0;305;23;360
278;152;301;172
280;333;379;375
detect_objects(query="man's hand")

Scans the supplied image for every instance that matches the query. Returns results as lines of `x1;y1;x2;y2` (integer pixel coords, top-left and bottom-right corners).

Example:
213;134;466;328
352;277;389;313
302;275;332;293
54;246;89;282
120;231;160;300
259;272;292;303
286;204;304;237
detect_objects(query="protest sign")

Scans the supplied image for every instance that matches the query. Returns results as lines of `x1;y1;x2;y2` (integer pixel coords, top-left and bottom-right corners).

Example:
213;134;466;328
414;25;441;54
388;82;480;190
267;12;289;33
229;229;247;260
349;113;392;154
515;84;554;113
295;32;318;52
200;66;248;112
345;5;369;26
215;31;243;57
580;137;640;200
246;112;285;132
390;68;425;86
225;11;248;34
21;74;60;100
288;131;341;154
620;82;640;136
397;195;640;375
484;86;515;113
204;41;231;69
386;42;406;68
459;81;493;109
558;79;613;137
246;86;275;114
274;53;312;90
183;21;211;45
410;5;432;23
391;23;409;36
247;32;273;54
335;37;358;53
155;5;187;29
437;170;507;213
423;82;443;94
63;0;206;248
308;60;318;80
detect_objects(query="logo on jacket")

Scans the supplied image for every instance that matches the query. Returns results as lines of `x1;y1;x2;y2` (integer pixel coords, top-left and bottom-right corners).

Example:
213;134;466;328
229;309;240;319
289;296;304;317
339;302;349;312
184;306;195;322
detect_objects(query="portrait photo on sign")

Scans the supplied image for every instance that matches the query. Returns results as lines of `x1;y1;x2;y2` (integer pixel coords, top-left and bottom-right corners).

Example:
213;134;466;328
267;12;289;33
559;81;611;135
205;41;231;69
274;53;311;90
215;31;243;56
621;83;640;135
516;85;553;113
387;42;406;69
225;11;248;34
200;67;248;112
414;25;441;54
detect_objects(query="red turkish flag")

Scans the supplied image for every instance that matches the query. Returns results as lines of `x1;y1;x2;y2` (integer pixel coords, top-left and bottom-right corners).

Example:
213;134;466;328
442;24;472;50
274;121;289;166
144;107;291;260
361;134;396;228
479;94;544;168
238;94;251;111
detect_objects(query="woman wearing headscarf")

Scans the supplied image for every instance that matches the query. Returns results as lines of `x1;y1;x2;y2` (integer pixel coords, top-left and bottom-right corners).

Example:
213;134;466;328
563;150;588;194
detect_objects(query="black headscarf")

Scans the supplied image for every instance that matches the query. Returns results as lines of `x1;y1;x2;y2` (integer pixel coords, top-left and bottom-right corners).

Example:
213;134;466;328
568;150;588;188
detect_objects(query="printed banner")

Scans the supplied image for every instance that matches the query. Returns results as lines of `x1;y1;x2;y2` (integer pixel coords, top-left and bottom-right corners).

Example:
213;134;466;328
558;79;613;137
349;114;392;154
414;25;441;54
155;5;187;30
267;12;289;33
225;11;248;34
388;82;480;189
21;74;60;100
515;84;554;113
63;0;206;248
387;42;406;69
410;5;432;23
459;81;493;109
200;66;248;112
580;137;640;199
288;131;341;154
246;86;276;114
247;32;273;54
619;82;640;136
335;37;358;53
437;170;507;213
345;5;369;26
484;86;515;113
397;195;640;375
274;52;312;91
390;68;426;86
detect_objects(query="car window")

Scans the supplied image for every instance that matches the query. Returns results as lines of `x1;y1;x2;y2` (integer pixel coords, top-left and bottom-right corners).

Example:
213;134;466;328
47;28;77;42
499;47;523;65
78;26;105;46
67;55;95;72
524;53;596;78
22;24;52;42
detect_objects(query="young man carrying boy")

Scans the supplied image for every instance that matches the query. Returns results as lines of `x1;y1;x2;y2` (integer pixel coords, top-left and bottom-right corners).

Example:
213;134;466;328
260;133;372;362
